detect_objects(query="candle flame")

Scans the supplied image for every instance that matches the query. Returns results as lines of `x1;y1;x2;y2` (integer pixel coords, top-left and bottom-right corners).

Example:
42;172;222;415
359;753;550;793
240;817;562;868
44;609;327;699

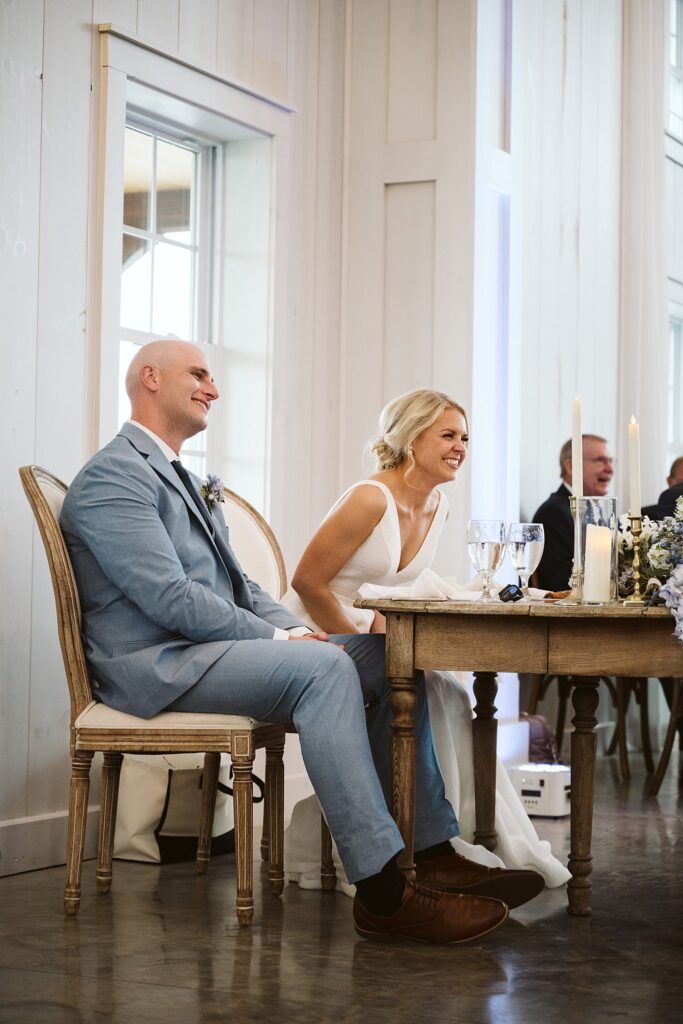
630;414;637;425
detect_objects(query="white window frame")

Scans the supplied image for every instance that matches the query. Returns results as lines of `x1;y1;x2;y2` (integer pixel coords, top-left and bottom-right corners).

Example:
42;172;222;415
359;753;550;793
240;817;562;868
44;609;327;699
92;25;293;511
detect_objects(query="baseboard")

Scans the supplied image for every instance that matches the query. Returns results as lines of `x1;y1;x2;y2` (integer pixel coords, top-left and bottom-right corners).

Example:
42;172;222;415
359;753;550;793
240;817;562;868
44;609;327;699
0;808;100;878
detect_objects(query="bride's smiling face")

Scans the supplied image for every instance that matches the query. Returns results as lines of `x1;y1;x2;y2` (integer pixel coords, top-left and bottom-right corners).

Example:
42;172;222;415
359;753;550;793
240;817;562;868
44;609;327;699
410;408;469;484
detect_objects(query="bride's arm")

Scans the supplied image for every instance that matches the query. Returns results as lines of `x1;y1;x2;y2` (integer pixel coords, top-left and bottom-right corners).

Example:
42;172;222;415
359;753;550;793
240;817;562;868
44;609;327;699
291;485;387;634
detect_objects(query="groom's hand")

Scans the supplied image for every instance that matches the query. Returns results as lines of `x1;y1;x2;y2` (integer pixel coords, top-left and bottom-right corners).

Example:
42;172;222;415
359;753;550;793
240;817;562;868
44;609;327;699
288;631;330;642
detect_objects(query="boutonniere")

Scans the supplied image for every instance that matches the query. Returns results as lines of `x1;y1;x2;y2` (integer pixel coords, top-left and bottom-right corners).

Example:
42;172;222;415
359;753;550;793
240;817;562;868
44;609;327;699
199;473;225;514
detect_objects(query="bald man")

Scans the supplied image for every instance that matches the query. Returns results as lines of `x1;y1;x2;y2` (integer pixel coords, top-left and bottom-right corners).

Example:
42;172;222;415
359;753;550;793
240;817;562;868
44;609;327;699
60;341;541;945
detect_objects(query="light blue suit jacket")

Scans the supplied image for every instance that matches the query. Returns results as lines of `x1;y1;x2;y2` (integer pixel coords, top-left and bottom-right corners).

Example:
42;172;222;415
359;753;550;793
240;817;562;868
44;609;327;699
60;422;304;718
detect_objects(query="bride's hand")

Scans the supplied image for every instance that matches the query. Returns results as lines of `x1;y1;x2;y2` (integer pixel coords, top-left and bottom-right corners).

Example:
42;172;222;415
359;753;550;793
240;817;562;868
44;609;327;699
370;610;386;634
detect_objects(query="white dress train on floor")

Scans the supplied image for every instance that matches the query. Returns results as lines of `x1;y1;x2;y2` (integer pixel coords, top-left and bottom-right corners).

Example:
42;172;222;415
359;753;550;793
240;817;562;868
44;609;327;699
281;480;571;893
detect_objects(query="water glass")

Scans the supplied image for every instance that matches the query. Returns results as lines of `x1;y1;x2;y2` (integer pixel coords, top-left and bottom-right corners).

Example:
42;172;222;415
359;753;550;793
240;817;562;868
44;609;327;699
467;520;507;601
507;523;545;598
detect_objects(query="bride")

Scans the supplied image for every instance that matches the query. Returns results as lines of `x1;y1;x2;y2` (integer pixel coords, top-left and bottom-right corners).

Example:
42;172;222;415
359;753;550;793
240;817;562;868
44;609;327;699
282;387;570;893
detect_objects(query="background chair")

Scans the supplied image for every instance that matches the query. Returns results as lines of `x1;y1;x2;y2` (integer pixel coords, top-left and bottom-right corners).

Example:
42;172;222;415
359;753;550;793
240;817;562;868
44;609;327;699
648;678;682;796
526;673;654;781
19;465;286;925
221;488;336;891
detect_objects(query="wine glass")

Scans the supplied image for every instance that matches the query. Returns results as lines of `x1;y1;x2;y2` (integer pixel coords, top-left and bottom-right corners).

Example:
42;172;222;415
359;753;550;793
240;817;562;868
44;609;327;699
507;523;545;598
467;520;507;601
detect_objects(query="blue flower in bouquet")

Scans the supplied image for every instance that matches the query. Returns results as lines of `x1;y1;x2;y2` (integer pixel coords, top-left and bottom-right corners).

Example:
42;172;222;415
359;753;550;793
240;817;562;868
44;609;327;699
199;473;225;513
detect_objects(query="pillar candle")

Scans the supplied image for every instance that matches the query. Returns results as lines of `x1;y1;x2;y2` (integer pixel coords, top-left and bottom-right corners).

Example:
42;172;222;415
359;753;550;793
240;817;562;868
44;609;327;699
628;415;641;516
583;524;612;603
572;398;583;497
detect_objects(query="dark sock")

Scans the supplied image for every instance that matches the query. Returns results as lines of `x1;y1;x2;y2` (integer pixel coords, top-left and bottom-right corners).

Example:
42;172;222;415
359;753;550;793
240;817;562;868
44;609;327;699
414;841;454;863
355;856;406;916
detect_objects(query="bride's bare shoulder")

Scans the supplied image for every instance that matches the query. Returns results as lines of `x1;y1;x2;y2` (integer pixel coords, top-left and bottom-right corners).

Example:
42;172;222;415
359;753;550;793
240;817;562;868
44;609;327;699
332;481;388;522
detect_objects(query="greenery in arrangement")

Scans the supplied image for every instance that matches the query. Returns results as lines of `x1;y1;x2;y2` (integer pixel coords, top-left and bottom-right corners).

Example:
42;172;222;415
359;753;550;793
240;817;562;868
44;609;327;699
617;496;683;637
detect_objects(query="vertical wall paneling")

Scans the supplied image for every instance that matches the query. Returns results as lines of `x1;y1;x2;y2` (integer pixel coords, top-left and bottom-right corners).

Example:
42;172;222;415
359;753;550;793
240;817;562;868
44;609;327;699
219;139;272;512
306;0;346;536
136;0;180;53
0;0;44;838
178;0;219;70
341;0;394;490
269;0;317;564
216;0;255;84
431;0;477;580
383;181;435;398
252;0;289;101
386;0;437;143
92;0;138;31
28;0;95;817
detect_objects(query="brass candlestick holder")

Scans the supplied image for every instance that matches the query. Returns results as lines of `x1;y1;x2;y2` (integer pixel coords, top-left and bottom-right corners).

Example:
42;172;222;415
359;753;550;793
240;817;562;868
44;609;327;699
623;513;644;603
568;495;580;602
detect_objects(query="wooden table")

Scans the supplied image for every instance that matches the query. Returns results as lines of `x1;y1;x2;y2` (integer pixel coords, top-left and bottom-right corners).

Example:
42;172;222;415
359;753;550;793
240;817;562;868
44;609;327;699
355;598;683;915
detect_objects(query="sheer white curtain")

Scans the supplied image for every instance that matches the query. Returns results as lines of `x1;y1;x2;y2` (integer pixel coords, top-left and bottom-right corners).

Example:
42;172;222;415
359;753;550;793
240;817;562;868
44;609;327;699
618;0;667;512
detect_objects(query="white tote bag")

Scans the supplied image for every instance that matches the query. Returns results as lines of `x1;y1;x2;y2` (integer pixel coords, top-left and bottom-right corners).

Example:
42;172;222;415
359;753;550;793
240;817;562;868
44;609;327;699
113;753;240;863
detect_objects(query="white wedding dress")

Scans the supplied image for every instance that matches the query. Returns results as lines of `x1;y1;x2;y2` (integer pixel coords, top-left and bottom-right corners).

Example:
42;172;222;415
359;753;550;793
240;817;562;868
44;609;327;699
282;480;571;893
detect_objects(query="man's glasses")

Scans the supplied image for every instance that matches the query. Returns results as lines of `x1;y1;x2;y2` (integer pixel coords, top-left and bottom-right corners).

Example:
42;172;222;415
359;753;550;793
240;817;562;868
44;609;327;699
585;456;615;467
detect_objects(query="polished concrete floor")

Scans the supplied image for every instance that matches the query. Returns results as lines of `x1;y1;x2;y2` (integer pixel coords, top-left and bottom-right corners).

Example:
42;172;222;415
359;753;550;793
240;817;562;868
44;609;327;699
1;752;683;1024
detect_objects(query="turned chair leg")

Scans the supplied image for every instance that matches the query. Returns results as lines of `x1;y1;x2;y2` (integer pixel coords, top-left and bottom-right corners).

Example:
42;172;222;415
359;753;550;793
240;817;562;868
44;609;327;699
636;678;654;774
260;793;270;862
615;678;631;782
526;674;545;715
649;679;683;797
556;677;573;756
265;736;285;896
197;752;220;875
65;750;94;915
232;737;256;925
97;752;122;894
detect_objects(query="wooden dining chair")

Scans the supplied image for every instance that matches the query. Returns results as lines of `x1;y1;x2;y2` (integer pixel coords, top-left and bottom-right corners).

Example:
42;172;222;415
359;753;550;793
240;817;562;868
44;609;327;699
648;678;683;796
19;465;286;925
526;673;654;782
221;487;336;891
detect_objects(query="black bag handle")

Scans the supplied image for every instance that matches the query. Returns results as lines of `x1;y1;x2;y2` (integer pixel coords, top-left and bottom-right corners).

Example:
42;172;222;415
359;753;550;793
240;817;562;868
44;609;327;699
210;764;265;804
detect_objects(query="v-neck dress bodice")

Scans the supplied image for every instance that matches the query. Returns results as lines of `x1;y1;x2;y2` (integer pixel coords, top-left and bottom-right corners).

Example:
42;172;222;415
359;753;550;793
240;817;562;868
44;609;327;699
281;480;448;633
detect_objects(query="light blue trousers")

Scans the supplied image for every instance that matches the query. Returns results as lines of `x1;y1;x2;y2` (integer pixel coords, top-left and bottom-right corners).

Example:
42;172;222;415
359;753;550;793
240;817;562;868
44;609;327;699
169;634;459;882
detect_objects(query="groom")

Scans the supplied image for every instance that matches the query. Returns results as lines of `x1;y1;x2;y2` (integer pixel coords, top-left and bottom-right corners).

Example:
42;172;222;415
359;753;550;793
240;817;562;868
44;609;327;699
61;340;543;943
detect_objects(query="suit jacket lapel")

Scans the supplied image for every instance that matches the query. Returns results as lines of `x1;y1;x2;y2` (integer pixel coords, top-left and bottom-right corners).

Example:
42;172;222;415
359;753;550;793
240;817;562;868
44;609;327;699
118;424;252;606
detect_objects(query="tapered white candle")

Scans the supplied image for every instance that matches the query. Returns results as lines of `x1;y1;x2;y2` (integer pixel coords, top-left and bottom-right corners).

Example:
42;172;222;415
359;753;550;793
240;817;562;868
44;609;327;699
628;415;641;516
583;524;612;603
572;398;583;497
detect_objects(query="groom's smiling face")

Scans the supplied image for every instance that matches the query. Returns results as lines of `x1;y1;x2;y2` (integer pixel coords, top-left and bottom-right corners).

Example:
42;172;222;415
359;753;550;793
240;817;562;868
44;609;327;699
411;408;469;484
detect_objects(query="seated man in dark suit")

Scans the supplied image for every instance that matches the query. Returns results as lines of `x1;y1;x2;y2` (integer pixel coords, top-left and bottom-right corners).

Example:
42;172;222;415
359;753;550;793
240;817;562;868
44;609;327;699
531;434;614;591
655;455;683;519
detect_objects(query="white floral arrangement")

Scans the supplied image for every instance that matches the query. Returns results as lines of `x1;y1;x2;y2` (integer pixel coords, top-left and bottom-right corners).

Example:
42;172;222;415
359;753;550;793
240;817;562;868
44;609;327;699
199;473;225;514
617;496;683;638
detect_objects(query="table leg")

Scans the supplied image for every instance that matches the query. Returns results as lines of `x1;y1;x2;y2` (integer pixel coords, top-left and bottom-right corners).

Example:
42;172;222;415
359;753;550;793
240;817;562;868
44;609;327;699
386;613;418;876
390;675;418;875
472;671;498;852
567;676;600;916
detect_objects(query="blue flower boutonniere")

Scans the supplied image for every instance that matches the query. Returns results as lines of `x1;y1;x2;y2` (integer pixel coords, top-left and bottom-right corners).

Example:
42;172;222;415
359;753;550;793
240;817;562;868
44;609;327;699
200;473;225;514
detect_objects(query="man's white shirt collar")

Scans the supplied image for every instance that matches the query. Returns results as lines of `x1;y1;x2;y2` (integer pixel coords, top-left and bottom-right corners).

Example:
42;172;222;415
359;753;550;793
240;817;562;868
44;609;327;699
128;420;177;463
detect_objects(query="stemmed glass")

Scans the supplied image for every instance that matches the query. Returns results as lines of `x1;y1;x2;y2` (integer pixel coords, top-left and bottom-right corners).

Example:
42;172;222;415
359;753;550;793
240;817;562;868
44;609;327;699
467;520;507;602
507;523;545;599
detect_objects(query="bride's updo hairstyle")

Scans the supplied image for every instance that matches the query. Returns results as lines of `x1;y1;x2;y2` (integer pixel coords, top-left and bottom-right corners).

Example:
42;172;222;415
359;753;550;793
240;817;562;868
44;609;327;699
367;388;467;471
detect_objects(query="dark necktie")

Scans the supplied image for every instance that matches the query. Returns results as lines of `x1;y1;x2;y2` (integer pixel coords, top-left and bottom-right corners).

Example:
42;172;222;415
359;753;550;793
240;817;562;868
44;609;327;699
171;460;214;534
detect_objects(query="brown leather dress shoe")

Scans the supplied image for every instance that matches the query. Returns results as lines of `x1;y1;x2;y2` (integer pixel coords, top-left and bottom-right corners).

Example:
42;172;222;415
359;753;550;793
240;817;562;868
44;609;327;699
353;880;508;944
415;851;545;910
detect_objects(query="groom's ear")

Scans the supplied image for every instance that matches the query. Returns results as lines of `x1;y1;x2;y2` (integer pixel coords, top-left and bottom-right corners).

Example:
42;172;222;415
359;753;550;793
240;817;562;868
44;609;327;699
140;363;160;392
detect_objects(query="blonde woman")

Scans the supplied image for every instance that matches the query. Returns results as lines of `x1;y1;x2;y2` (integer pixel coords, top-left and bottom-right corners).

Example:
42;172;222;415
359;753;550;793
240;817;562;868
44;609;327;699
283;388;570;894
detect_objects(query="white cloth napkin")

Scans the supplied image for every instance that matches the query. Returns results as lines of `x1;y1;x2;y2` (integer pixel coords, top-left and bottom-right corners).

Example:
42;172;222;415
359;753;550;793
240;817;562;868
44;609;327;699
358;568;546;602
